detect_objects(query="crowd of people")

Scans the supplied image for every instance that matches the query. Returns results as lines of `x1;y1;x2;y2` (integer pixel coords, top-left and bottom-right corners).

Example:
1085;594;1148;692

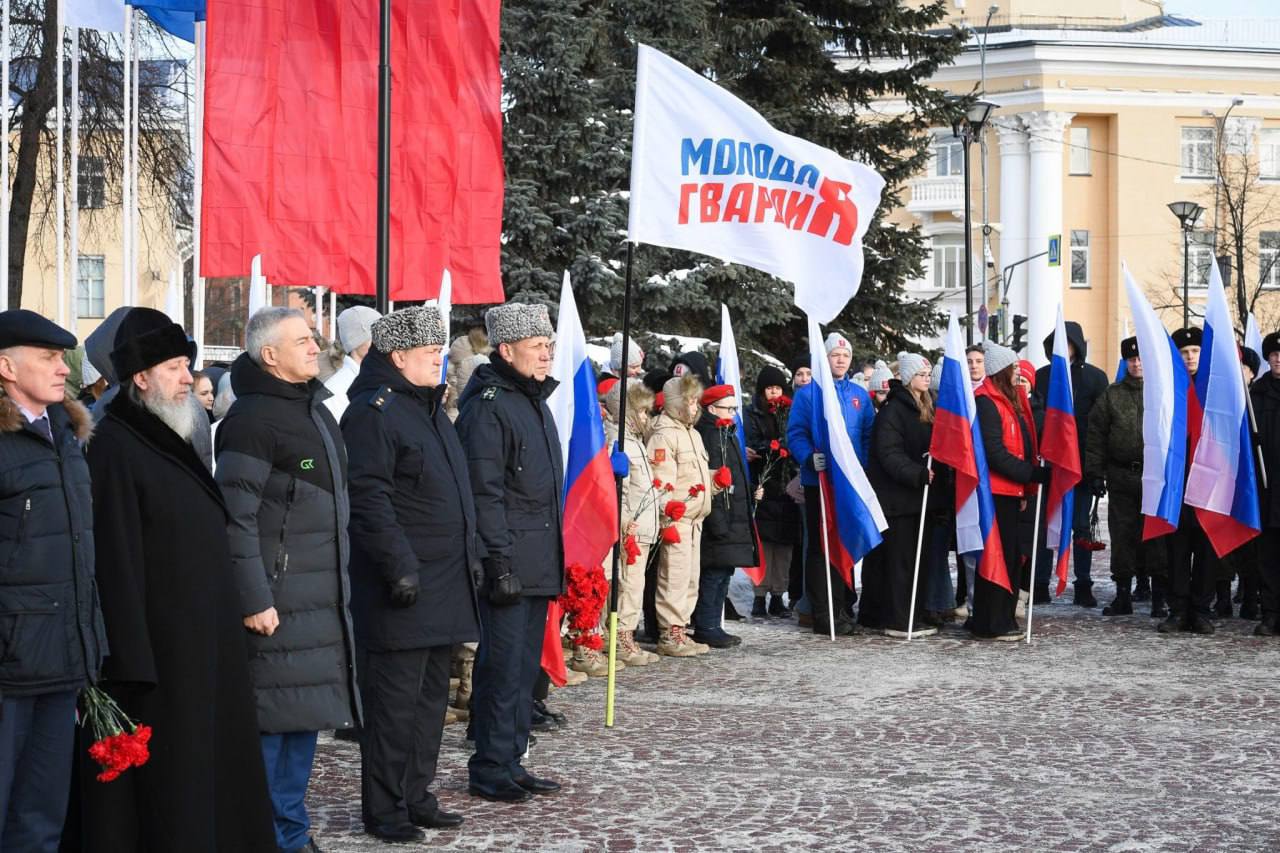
2;298;1278;852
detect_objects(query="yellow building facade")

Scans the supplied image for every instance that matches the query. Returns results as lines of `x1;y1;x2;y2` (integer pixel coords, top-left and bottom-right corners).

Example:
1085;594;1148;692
862;1;1280;368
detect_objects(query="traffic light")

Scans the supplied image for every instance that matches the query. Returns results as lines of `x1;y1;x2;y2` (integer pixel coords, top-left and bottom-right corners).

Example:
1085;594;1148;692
1011;314;1027;354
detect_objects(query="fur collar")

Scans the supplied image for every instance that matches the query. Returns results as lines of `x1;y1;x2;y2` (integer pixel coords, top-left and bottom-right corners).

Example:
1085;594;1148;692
0;385;93;441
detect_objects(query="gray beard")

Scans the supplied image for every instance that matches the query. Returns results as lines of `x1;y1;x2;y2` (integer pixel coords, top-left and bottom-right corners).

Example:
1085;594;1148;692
141;389;197;442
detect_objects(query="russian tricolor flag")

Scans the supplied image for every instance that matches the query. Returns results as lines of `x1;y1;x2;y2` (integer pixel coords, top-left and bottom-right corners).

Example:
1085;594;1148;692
929;314;1011;593
1042;307;1083;595
545;272;619;684
1123;265;1189;539
715;304;765;585
805;314;886;582
1185;261;1262;557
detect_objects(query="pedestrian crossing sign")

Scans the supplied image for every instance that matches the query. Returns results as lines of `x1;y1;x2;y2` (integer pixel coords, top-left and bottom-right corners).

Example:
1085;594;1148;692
1048;234;1061;267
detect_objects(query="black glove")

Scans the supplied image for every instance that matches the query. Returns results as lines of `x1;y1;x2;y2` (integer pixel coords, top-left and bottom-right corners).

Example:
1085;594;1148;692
389;575;419;608
1090;477;1107;498
487;572;523;606
468;557;485;591
1031;465;1053;484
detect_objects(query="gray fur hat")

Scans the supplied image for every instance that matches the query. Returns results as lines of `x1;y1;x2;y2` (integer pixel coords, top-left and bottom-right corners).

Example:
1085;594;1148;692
983;341;1019;377
897;352;930;385
485;302;553;347
372;306;447;353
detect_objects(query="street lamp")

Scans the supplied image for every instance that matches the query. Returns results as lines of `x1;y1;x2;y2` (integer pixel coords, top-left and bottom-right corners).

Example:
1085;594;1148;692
952;98;997;345
1168;200;1205;328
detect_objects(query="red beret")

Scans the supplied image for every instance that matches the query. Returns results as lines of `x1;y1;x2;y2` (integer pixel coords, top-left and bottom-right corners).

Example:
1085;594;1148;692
1018;360;1036;390
700;384;735;407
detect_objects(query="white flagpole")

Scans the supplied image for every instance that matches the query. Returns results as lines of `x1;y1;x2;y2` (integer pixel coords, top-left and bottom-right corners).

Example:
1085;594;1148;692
55;12;65;325
192;20;205;363
328;289;336;340
314;286;324;336
0;0;9;311
121;5;131;305
1025;463;1046;644
131;13;139;303
905;455;933;642
69;27;80;333
816;481;837;642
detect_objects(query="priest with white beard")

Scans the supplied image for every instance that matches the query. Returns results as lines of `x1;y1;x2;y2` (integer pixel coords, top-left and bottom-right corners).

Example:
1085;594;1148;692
64;308;277;853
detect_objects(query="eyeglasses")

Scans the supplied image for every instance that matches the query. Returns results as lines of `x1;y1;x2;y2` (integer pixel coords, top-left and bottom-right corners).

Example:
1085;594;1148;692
711;404;739;414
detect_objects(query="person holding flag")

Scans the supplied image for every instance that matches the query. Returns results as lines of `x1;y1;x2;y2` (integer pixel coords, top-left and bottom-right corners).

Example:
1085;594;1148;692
787;332;876;635
972;341;1051;640
1040;310;1085;618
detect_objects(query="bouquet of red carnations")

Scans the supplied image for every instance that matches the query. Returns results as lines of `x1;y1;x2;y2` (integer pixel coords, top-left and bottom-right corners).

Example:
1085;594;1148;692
80;685;151;782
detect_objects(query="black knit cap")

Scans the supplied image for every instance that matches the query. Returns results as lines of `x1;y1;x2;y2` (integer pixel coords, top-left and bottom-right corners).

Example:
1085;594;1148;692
1263;332;1280;359
1241;347;1261;376
1120;336;1139;360
110;307;196;379
755;364;789;397
1171;327;1202;350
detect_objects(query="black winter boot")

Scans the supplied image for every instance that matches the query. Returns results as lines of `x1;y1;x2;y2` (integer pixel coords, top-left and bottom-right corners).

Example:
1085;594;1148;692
751;596;768;618
1253;615;1280;637
1103;584;1133;616
1240;578;1259;621
724;598;743;621
1073;581;1097;608
1213;581;1233;619
1188;612;1216;635
768;593;789;617
1133;574;1151;602
1150;578;1168;619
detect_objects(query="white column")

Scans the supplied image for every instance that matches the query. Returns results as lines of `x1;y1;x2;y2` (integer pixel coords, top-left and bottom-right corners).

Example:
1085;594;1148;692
992;116;1029;325
1023;110;1074;366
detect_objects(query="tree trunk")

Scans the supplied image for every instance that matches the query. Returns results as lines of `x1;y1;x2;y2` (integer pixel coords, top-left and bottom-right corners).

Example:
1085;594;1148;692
8;1;59;309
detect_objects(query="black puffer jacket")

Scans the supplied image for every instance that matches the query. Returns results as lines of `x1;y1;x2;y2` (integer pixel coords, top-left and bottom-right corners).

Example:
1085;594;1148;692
694;411;759;568
455;355;565;595
1252;371;1280;528
215;353;359;733
342;350;481;651
867;385;937;518
0;391;105;697
744;385;798;544
1033;321;1108;457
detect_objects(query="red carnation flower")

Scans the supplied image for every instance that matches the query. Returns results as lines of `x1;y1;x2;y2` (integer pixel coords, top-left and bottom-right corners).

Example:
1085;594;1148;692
688;485;700;498
715;417;734;429
652;478;663;489
779;448;790;458
664;501;687;522
770;439;781;451
660;526;681;544
664;483;675;492
714;466;733;489
624;534;642;566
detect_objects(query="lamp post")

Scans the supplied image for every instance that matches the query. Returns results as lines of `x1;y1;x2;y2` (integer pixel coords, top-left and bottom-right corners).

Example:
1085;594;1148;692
1168;200;1205;329
952;98;997;345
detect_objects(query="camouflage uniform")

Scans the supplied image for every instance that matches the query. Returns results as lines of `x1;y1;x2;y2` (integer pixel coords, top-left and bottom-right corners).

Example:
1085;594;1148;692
1085;374;1167;584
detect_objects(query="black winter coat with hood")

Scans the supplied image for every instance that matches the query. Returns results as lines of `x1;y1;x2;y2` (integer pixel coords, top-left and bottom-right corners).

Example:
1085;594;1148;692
867;384;947;519
1033;320;1108;455
341;349;481;651
0;389;105;698
695;411;760;568
455;355;565;596
743;365;799;544
214;353;359;734
1252;371;1280;528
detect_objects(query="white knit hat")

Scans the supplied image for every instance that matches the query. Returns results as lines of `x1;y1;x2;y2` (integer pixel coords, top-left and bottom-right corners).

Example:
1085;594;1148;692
609;333;644;373
897;351;930;385
824;332;852;356
983;341;1019;377
868;360;892;393
336;306;381;353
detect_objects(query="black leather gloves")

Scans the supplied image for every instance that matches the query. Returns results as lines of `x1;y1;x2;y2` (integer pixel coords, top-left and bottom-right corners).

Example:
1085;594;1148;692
487;572;523;606
1090;477;1108;498
389;575;419;608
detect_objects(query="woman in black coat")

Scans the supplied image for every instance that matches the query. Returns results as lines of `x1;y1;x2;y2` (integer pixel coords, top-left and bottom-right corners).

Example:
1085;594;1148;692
744;365;798;617
864;355;942;637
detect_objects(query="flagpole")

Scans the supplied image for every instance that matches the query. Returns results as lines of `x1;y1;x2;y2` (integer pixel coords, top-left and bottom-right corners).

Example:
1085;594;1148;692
605;242;635;728
69;27;80;334
374;0;391;314
193;19;206;363
816;478;837;643
905;455;932;642
121;5;131;305
131;15;140;303
1025;462;1046;644
55;12;65;326
0;0;10;311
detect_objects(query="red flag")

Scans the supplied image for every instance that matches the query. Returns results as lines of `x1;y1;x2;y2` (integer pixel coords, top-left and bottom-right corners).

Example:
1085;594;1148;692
202;0;504;303
541;599;567;687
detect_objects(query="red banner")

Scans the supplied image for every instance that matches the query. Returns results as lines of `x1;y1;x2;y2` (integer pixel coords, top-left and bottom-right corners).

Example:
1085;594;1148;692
202;0;504;303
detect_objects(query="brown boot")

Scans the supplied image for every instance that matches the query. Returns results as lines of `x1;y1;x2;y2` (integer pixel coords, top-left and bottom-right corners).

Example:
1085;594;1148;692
656;625;700;657
618;629;659;666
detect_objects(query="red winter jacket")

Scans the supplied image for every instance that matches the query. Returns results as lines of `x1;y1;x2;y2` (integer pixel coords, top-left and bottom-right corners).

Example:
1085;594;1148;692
974;380;1039;498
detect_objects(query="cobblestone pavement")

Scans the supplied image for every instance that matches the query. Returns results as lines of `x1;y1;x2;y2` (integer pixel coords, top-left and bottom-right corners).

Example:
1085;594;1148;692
311;550;1280;852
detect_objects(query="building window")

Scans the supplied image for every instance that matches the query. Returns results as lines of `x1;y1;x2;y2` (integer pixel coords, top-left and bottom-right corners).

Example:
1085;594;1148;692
1260;129;1280;179
933;137;963;178
78;156;105;209
1070;230;1090;287
1188;230;1215;288
76;255;105;318
1260;231;1280;289
1069;127;1090;175
930;234;965;289
1180;127;1215;179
